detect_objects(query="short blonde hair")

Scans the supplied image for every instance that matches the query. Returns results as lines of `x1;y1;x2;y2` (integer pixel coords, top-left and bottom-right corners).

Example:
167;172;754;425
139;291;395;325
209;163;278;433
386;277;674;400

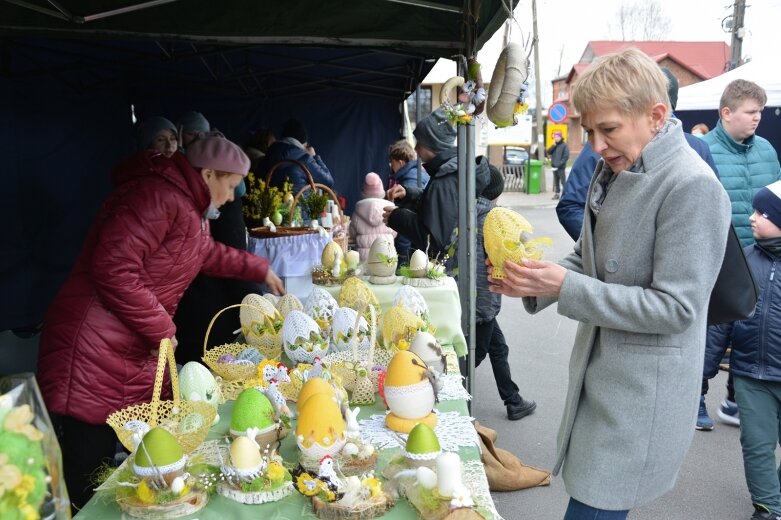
719;79;767;112
572;48;670;119
388;140;416;162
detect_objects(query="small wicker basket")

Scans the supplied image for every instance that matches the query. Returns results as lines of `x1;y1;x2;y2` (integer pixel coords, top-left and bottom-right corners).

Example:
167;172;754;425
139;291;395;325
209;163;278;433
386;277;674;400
202;303;281;382
106;339;216;453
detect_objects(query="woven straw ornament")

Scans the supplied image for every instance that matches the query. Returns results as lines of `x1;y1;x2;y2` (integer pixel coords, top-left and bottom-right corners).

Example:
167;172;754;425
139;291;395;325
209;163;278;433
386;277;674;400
483;207;552;279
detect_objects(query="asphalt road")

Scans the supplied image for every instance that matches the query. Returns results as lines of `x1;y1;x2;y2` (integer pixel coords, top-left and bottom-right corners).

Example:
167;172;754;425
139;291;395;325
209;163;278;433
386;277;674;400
471;200;753;520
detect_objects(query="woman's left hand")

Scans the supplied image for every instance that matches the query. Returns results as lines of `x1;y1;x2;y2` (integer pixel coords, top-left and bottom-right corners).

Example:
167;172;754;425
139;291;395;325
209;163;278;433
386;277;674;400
489;258;567;298
264;268;285;296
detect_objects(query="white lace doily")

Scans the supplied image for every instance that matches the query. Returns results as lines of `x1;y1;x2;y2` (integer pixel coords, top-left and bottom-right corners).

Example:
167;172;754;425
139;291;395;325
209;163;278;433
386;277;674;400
358;411;479;452
463;459;504;520
439;373;472;402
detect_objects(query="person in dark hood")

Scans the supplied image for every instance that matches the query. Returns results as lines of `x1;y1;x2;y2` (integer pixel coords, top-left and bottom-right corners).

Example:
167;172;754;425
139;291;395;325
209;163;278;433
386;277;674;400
383;107;490;259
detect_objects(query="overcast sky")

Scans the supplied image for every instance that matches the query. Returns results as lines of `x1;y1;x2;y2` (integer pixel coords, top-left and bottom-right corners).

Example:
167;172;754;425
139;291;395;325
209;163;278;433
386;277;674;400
427;0;781;108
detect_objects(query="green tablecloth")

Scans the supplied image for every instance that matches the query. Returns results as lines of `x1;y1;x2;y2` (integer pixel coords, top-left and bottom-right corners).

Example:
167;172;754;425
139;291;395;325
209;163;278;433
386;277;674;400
76;398;492;519
324;276;467;357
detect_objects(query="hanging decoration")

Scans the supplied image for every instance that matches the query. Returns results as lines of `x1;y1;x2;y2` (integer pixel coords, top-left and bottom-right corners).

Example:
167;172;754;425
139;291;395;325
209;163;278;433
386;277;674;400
486;42;531;128
439;58;486;125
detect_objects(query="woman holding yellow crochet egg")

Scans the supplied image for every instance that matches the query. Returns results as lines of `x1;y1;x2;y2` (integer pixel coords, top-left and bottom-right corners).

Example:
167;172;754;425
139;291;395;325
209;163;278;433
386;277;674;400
488;49;732;518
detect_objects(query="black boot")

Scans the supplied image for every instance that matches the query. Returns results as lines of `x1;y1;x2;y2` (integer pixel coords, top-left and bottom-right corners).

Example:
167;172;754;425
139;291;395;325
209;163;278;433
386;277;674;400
506;398;537;421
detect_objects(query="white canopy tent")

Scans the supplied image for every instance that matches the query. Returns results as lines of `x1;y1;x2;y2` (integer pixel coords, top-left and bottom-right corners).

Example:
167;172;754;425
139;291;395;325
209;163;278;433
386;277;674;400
677;59;781;111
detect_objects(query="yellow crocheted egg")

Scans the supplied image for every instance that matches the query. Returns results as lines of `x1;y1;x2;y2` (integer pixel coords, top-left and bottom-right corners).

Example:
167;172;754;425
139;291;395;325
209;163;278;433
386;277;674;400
483;207;552;279
296;392;345;448
382;305;425;349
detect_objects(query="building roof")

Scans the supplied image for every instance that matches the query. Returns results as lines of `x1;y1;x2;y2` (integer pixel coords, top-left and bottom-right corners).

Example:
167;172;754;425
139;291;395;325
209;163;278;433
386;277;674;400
580;41;731;80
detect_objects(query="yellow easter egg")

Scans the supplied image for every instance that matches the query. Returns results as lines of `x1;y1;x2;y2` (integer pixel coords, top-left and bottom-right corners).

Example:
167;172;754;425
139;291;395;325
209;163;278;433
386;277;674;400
297;377;336;409
296;393;345;447
384;350;427;387
229;436;263;470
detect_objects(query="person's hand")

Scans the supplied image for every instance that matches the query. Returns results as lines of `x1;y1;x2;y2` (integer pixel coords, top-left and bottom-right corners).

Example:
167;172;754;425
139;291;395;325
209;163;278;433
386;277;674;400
265;268;285;296
382;205;396;225
305;144;316;157
488;258;567;298
386;185;406;202
151;335;177;357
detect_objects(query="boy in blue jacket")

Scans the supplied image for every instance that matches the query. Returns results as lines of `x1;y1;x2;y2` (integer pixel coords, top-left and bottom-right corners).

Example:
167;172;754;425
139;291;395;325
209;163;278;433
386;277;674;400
705;180;781;520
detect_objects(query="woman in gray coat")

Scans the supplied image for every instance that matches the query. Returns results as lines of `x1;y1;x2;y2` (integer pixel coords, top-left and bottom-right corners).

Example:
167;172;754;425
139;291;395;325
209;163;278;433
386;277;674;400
489;48;732;518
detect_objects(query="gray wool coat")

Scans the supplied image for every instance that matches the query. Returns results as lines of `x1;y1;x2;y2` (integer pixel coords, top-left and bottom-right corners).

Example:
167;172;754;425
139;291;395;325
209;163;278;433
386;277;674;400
524;119;731;510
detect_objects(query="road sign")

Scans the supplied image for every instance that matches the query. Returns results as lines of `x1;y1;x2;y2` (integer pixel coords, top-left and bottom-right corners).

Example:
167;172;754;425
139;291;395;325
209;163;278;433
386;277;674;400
548;102;568;123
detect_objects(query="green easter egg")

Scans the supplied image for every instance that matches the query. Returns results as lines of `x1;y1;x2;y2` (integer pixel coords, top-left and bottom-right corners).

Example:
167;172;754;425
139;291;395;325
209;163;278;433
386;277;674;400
135;427;183;468
230;388;275;433
405;423;441;455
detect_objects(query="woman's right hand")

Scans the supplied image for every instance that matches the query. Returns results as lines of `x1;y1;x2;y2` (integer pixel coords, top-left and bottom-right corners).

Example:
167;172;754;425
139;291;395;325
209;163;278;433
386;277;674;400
386;185;406;202
264;268;285;296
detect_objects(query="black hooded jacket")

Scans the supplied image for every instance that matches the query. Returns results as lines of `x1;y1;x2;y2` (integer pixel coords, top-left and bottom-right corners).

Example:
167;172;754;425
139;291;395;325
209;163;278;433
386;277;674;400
387;147;490;258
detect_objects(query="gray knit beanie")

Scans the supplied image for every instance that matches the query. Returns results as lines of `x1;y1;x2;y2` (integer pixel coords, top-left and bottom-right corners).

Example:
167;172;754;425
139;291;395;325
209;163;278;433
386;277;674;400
177;111;211;133
136;116;177;151
413;108;457;154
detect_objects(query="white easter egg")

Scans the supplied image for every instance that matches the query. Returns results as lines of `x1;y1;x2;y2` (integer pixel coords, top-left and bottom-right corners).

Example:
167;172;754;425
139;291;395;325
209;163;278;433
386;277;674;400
367;237;397;277
342;442;360;457
416;466;438;489
410;332;446;373
409;249;428;276
170;477;185;495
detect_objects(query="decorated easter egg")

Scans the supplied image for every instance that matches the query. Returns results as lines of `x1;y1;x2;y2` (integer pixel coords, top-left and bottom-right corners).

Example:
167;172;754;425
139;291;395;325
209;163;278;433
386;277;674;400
409;249;428;277
367;237;398;277
179;362;220;407
382;305;425;350
230;388;276;435
410;331;446;374
405;423;442;460
229;436;263;471
218;354;236;364
296;392;345;448
393;285;430;323
282;310;329;364
384;351;435;420
330;307;370;352
297;377;336;409
134;428;184;472
237;347;263;365
321;241;342;269
276;294;304;318
304;288;339;329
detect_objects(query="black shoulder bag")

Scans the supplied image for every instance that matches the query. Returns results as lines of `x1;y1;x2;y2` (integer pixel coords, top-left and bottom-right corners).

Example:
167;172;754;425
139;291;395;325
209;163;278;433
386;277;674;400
707;223;759;326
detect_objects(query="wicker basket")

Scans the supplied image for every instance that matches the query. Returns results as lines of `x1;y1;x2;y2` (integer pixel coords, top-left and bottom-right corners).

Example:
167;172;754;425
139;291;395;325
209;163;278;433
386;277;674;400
202;304;281;382
107;339;216;453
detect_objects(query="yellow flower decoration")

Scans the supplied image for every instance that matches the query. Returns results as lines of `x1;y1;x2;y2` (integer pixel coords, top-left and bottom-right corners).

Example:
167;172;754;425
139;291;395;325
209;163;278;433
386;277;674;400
361;476;382;497
295;473;321;497
266;461;286;483
0;455;22;495
20;502;37;520
3;405;43;442
136;480;157;504
396;339;410;351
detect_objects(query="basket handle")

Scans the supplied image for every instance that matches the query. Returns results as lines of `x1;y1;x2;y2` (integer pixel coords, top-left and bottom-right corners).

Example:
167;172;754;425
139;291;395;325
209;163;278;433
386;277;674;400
292;182;343;226
203;303;279;357
150;338;179;426
349;302;377;368
264;159;316;190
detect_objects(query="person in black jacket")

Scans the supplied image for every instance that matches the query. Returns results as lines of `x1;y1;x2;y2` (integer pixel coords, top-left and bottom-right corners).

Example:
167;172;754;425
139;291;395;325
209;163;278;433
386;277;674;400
546;131;569;200
383;108;490;259
705;180;781;520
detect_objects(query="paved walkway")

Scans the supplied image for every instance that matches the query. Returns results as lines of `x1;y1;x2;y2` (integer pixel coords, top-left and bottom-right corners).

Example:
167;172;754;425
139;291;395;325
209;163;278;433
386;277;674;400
497;166;561;210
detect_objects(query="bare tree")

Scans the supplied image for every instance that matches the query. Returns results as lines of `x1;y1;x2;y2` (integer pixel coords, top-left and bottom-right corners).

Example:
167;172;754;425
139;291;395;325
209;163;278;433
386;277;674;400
610;0;672;40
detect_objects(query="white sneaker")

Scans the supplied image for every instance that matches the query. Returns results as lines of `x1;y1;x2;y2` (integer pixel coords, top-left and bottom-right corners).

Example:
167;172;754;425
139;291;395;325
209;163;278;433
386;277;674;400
717;399;740;426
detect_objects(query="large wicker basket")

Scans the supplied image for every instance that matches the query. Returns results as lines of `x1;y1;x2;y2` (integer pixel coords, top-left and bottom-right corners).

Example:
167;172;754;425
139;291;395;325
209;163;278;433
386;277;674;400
106;339;215;453
202;303;281;382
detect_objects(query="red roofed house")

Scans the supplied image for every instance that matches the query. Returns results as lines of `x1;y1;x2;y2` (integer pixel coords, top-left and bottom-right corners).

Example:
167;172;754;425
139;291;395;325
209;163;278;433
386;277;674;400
554;41;731;155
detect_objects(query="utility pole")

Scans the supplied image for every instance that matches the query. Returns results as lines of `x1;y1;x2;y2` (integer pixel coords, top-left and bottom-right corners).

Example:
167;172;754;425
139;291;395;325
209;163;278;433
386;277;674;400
729;0;746;70
531;0;546;192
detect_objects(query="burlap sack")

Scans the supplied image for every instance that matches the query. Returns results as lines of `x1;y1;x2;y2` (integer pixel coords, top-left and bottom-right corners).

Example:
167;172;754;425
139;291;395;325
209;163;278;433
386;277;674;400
474;421;551;492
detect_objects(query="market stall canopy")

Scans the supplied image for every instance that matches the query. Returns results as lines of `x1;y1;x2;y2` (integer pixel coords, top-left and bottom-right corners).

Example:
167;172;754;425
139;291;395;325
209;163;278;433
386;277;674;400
676;58;781;111
0;0;513;332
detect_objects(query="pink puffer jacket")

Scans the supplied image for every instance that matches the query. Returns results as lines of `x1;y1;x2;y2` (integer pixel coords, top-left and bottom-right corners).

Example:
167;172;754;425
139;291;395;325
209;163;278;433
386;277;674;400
348;198;397;260
37;150;269;425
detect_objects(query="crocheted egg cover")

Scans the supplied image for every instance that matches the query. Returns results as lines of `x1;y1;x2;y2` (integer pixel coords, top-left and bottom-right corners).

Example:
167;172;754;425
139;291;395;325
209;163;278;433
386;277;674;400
382;305;425;350
483;207;552;279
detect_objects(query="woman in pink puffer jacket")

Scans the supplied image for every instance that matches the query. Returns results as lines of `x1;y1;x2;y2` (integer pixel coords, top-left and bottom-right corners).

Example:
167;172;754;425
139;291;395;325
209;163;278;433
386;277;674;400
349;172;397;260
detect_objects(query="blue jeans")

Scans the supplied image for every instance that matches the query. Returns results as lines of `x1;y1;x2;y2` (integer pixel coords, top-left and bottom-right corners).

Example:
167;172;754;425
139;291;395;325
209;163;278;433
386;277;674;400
563;498;629;520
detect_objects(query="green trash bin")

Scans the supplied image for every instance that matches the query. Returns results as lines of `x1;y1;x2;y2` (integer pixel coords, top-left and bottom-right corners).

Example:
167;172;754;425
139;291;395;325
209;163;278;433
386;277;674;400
525;160;542;194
